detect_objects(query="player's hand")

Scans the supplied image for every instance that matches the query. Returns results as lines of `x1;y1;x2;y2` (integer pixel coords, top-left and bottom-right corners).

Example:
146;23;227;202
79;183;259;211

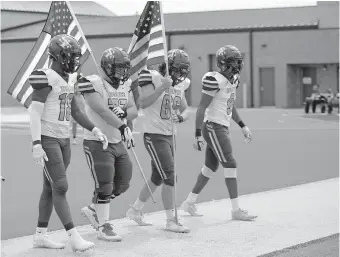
160;76;173;90
112;106;126;119
242;126;252;143
92;127;108;150
171;113;184;124
193;136;205;151
32;144;48;167
119;124;135;149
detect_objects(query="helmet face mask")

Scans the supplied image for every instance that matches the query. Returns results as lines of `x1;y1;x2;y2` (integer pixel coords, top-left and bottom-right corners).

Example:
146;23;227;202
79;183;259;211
216;45;243;82
59;51;81;73
101;48;131;85
48;34;82;74
167;49;190;85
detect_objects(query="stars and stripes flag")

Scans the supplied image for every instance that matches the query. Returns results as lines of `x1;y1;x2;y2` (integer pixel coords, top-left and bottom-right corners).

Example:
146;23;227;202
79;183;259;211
127;1;167;99
7;1;90;108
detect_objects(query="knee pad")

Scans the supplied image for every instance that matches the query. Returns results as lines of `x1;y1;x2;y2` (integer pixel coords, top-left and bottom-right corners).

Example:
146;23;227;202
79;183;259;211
163;173;175;187
221;153;237;169
151;175;163;186
112;183;130;197
52;177;68;195
93;183;113;204
224;168;237;178
201;165;215;178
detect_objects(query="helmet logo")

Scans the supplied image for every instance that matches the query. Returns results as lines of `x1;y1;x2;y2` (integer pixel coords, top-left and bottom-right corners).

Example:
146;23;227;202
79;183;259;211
58;35;72;49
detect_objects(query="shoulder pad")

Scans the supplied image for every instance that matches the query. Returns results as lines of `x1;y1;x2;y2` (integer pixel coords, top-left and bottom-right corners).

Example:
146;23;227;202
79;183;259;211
138;69;153;87
183;78;191;91
28;69;50;90
77;75;96;94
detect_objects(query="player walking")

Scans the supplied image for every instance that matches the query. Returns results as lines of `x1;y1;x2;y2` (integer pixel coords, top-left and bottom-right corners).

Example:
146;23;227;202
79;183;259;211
126;49;191;233
29;34;108;252
181;45;257;221
77;47;137;241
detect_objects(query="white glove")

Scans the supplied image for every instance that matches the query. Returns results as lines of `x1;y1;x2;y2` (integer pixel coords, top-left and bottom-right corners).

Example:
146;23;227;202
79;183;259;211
193;136;205;151
92;127;108;150
241;126;252;143
32;144;48;167
112;106;126;119
171;113;184;124
119;124;135;149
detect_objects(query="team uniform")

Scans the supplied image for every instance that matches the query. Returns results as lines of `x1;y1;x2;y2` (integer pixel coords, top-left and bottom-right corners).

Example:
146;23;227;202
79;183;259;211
29;68;75;202
139;69;190;187
78;75;133;203
201;71;238;173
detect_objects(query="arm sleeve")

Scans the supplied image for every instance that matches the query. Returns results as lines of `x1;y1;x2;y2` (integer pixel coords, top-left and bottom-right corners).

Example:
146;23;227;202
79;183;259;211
138;69;153;88
202;74;219;97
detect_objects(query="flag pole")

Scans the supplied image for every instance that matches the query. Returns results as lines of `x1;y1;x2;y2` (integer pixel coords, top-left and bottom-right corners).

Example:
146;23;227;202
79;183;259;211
66;1;156;202
159;1;179;224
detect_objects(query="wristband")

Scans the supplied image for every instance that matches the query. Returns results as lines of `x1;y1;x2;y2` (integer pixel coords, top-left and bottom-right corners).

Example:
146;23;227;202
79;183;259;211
33;140;41;146
177;115;184;123
195;129;202;137
118;124;128;134
238;121;246;128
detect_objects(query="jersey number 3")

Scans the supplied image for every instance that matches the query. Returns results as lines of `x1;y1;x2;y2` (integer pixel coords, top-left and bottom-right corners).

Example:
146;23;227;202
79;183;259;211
226;93;235;115
58;93;74;121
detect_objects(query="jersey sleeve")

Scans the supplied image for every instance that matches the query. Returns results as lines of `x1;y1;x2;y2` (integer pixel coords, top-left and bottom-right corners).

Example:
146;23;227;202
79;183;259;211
29;70;52;103
28;70;50;90
202;73;219;97
138;69;153;87
76;76;96;94
183;78;191;91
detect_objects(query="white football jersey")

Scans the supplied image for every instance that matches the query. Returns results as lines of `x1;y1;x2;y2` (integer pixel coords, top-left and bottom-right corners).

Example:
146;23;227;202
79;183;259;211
139;69;190;135
79;75;131;143
202;71;238;127
28;68;77;138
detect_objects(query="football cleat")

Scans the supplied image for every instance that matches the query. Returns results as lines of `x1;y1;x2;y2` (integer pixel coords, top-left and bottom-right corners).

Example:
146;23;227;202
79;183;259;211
165;218;190;233
97;223;122;242
81;205;100;230
126;206;152;226
33;233;65;249
68;230;94;252
180;201;203;216
231;208;257;221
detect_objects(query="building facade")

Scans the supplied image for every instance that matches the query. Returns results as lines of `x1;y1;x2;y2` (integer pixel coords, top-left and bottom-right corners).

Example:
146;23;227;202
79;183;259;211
1;1;339;108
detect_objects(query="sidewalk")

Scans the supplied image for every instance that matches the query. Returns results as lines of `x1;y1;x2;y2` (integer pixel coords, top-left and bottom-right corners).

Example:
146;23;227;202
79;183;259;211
1;178;338;257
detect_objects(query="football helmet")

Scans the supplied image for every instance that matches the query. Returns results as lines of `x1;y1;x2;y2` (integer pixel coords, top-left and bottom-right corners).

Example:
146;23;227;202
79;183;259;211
159;49;190;85
100;47;131;85
48;34;81;73
216;45;243;79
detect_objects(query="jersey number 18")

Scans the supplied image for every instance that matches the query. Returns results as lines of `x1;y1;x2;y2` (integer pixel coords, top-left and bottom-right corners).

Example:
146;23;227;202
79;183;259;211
58;93;74;121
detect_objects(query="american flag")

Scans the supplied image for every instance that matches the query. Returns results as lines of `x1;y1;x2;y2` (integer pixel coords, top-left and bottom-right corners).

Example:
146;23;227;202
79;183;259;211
127;1;166;100
7;1;90;108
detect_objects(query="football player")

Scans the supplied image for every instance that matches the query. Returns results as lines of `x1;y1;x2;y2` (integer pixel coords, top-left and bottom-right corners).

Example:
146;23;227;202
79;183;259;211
180;45;257;221
77;47;137;241
29;34;108;252
126;49;191;233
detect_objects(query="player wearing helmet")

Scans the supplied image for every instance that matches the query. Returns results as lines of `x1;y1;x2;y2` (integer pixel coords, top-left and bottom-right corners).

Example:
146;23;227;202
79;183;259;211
181;45;257;221
29;34;108;252
126;49;191;233
76;47;137;242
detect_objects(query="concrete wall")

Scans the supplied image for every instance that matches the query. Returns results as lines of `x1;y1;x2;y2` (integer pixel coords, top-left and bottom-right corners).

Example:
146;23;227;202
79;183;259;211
253;28;339;108
2;2;339;108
